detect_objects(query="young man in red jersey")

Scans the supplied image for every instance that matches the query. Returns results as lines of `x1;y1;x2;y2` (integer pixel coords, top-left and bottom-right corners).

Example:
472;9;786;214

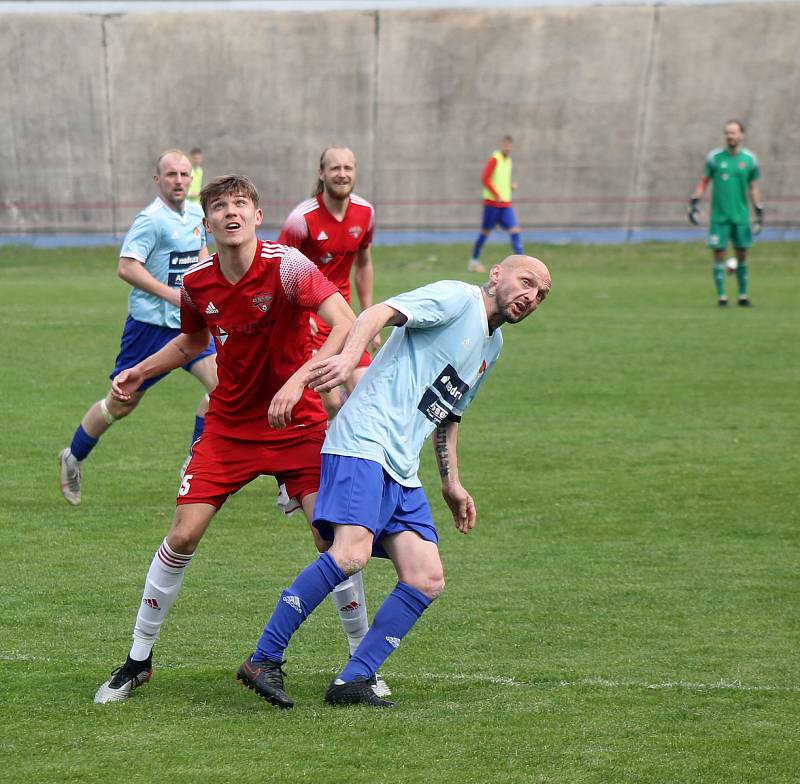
279;146;379;417
94;175;358;704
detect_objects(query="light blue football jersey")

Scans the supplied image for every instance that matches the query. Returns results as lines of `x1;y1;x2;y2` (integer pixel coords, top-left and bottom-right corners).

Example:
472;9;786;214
121;196;206;329
323;280;503;486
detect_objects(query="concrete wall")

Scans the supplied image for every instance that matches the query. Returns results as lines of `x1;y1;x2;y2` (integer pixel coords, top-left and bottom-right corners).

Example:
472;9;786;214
1;4;798;234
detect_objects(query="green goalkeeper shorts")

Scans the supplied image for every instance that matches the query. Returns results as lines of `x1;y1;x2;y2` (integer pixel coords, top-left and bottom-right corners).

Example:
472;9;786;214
707;222;752;250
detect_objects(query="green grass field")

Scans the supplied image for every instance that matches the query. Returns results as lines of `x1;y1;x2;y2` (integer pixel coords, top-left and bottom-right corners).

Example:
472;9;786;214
1;241;797;783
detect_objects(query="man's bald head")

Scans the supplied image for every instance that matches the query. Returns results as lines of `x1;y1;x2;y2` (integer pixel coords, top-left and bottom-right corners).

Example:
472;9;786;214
495;255;552;300
483;254;552;329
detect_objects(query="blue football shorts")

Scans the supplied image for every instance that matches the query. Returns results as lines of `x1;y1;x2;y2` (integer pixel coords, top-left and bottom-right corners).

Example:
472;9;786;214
312;454;438;558
110;315;216;391
482;204;519;231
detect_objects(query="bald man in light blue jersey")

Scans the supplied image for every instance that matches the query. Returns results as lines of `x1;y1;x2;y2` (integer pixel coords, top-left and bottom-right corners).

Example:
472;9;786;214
236;255;551;709
58;150;217;506
321;280;503;487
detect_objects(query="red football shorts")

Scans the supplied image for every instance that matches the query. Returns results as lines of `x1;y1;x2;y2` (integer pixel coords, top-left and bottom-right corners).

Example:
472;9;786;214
310;315;371;369
176;427;325;511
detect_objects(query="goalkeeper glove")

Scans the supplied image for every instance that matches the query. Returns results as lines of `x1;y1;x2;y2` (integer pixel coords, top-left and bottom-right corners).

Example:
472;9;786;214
688;196;700;225
753;204;764;235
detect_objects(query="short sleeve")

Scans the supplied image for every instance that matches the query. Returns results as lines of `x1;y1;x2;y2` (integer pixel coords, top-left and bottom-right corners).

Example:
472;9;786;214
361;207;375;249
180;286;206;334
278;209;309;249
280;247;338;309
120;213;156;264
384;280;471;330
703;152;716;179
749;154;761;182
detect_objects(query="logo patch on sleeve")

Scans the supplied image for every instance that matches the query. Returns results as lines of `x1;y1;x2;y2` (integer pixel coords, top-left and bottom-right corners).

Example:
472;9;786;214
432;364;469;405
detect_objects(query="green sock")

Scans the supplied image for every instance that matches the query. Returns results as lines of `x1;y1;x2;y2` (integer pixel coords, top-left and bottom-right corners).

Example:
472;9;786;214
736;262;748;297
713;263;726;298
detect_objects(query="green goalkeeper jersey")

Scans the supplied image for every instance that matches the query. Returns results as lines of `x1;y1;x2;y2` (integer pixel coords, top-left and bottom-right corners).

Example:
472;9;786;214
704;147;760;224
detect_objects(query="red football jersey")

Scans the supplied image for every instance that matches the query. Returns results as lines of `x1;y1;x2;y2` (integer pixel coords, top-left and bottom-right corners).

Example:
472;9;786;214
278;193;375;306
180;240;338;442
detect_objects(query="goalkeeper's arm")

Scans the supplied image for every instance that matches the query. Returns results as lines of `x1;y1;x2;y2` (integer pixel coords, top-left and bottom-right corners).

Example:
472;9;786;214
688;177;708;225
750;182;764;235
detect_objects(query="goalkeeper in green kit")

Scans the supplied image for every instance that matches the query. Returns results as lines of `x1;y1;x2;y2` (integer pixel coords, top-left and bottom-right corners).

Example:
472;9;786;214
688;120;763;307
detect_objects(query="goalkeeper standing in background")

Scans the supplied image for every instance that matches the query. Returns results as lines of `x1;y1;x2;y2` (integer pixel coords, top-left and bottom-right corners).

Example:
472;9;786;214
688;120;764;307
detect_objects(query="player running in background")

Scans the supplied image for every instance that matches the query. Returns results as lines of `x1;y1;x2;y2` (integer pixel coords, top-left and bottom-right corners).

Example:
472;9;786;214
468;135;524;273
279;146;378;417
689;120;763;307
59;150;217;506
94;174;362;703
236;254;552;709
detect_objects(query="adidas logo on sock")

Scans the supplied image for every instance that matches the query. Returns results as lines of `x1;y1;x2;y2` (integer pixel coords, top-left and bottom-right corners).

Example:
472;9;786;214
385;636;400;649
143;597;160;610
205;301;219;315
282;594;303;614
340;601;361;613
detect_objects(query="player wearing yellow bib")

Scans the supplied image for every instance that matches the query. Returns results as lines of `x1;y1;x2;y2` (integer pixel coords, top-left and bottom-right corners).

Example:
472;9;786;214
689;120;763;307
468;136;523;273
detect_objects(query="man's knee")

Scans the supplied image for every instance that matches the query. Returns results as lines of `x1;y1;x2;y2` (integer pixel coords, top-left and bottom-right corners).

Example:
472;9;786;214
166;506;215;554
104;393;140;421
405;572;445;601
329;527;373;575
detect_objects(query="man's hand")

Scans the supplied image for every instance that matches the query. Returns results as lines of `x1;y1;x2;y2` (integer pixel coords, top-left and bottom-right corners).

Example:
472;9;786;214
308;354;358;393
688;197;701;226
111;368;144;401
369;333;382;352
267;378;305;429
753;204;764;236
442;481;476;534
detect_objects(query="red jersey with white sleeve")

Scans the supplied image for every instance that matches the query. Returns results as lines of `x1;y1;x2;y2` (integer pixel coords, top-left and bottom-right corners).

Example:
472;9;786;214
278;193;374;306
180;240;338;442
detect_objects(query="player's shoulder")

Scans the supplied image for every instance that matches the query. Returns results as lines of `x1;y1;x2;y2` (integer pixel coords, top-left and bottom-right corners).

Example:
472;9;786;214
140;197;164;218
706;147;724;162
182;255;216;284
349;193;375;212
740;147;759;165
185;201;205;222
296;197;320;215
283;200;316;233
259;240;294;261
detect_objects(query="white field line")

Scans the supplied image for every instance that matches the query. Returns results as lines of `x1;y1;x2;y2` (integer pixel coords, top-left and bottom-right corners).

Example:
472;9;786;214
3;653;798;693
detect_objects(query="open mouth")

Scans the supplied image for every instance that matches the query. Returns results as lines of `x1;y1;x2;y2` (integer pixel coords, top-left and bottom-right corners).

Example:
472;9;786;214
225;221;241;231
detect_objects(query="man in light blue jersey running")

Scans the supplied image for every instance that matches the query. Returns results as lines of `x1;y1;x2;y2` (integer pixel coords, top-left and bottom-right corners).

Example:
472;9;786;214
58;150;217;505
235;254;551;708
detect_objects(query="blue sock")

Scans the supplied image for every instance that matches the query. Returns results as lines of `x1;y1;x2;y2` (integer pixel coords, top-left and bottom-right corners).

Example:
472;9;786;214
191;415;205;447
338;581;432;682
253;551;347;662
511;232;523;255
472;233;488;260
69;424;99;462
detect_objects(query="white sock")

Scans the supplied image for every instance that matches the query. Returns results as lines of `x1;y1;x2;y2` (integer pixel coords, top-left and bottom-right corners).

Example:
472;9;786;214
129;538;193;661
330;570;369;656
